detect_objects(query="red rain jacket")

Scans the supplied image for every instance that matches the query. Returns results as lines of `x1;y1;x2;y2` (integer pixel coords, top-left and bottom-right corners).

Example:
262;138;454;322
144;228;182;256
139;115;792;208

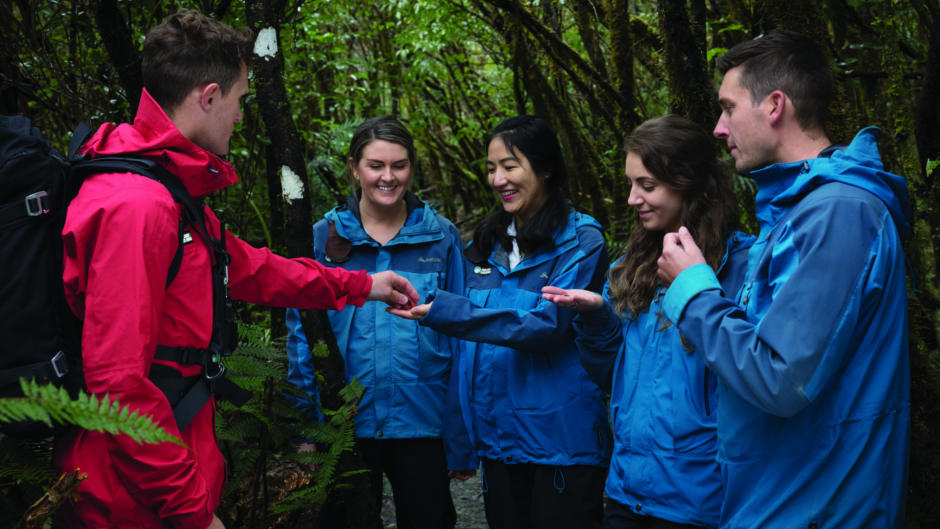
54;89;371;529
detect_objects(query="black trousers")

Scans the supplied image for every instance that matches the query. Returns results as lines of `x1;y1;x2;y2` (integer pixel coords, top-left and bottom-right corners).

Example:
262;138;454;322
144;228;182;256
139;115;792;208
481;457;605;529
603;499;706;529
359;437;457;529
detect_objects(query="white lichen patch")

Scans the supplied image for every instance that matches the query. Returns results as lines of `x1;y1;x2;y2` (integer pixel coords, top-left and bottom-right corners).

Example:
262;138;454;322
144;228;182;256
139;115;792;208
254;27;278;59
280;165;304;202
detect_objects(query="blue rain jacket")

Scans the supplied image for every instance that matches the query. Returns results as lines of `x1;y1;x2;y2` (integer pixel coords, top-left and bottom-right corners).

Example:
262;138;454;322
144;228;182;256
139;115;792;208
574;231;753;528
286;193;465;439
422;209;612;471
663;128;911;529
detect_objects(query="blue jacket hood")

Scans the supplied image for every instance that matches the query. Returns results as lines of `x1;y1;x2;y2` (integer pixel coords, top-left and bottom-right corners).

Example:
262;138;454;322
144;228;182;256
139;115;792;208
750;127;912;239
326;191;447;246
484;210;604;275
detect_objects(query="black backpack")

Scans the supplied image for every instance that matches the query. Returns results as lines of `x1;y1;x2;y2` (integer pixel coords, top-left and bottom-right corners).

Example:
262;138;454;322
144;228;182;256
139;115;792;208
0;115;249;436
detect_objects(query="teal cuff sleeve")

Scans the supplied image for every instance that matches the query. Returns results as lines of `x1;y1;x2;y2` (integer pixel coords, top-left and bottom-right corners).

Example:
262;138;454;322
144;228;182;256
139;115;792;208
662;263;721;323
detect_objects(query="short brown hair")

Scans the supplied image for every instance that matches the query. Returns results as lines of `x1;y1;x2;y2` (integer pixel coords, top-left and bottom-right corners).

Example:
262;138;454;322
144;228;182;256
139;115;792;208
716;30;832;132
348;116;416;167
142;10;253;112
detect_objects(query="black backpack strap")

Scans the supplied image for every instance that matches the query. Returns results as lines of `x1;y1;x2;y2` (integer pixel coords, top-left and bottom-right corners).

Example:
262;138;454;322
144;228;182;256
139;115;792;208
70;156;206;227
148;359;211;432
70;156;196;288
71;155;249;430
152;372;249;432
68;122;94;160
0;353;70;392
166;218;186;288
152;346;252;430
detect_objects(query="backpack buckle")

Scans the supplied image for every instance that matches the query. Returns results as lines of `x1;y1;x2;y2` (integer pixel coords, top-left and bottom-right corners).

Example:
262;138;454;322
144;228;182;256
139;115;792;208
25;191;50;216
204;353;226;380
50;350;69;378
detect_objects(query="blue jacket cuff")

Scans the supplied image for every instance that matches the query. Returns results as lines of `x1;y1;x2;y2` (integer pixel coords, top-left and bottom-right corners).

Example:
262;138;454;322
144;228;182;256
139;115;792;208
421;287;453;326
663;263;721;323
573;302;618;334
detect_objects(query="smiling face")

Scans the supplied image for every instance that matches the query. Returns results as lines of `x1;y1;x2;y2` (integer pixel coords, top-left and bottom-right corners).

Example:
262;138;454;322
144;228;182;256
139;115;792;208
351;139;411;213
625;151;683;233
714;66;777;173
486;136;549;226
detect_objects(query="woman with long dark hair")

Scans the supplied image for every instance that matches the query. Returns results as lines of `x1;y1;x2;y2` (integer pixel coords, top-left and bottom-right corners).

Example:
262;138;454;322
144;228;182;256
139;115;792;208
542;114;754;529
392;115;611;529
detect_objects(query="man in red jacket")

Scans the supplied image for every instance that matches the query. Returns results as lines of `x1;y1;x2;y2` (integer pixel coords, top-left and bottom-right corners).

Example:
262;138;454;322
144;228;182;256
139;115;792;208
54;10;417;529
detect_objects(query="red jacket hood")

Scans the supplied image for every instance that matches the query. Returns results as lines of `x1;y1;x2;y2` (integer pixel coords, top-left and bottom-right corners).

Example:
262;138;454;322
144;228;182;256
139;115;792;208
80;88;239;198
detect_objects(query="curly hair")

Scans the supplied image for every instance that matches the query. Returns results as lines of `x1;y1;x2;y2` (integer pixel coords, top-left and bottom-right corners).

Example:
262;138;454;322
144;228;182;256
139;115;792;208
609;115;739;316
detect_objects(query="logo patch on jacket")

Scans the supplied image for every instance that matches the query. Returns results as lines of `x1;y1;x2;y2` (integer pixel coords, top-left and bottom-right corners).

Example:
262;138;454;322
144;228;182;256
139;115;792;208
473;265;492;275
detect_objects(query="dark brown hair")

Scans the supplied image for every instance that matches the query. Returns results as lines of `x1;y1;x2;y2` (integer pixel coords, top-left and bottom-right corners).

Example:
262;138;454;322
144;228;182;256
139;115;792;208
716;30;833;132
609;115;739;316
348;116;416;166
142;10;253;112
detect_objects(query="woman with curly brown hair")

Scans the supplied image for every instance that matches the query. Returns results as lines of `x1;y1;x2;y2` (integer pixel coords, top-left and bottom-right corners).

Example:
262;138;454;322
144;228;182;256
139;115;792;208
543;114;754;529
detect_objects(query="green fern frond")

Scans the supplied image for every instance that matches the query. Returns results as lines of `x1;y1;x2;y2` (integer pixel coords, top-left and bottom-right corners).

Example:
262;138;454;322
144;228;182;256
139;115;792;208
215;411;263;444
230;343;284;362
309;342;331;359
268;416;356;515
0;380;183;447
337;378;365;403
221;374;268;393
223;356;283;380
287;449;332;466
236;322;274;347
211;321;365;519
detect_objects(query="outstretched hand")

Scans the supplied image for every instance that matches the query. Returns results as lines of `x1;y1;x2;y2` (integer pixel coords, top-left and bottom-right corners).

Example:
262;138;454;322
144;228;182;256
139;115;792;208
386;302;431;320
368;270;419;308
541;286;604;312
657;226;706;285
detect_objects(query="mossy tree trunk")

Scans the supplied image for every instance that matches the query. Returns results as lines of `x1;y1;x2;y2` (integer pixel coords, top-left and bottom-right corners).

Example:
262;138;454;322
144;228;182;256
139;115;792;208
904;4;940;526
658;0;716;130
244;1;381;528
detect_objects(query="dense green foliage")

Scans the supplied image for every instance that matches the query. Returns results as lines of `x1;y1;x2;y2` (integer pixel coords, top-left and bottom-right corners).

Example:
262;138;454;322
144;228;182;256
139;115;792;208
209;325;364;526
2;0;939;527
0;325;361;527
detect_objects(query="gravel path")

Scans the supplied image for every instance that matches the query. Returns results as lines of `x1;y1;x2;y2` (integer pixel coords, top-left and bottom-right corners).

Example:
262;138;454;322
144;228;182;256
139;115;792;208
381;473;487;528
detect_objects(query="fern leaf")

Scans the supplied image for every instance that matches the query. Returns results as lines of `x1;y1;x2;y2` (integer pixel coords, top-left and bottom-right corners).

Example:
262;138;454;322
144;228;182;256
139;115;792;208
0;380;184;447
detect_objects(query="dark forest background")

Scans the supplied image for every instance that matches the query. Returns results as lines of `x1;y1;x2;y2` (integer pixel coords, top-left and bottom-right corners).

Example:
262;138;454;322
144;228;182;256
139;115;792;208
2;0;939;527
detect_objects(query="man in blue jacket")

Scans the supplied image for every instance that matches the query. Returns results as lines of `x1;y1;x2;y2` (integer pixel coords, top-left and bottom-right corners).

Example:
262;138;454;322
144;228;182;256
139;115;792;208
657;31;911;528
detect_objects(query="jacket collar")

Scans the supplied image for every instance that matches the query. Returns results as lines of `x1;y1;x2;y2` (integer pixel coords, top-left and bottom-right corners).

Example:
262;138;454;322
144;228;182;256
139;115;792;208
323;191;443;261
749;127;911;238
478;210;597;274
